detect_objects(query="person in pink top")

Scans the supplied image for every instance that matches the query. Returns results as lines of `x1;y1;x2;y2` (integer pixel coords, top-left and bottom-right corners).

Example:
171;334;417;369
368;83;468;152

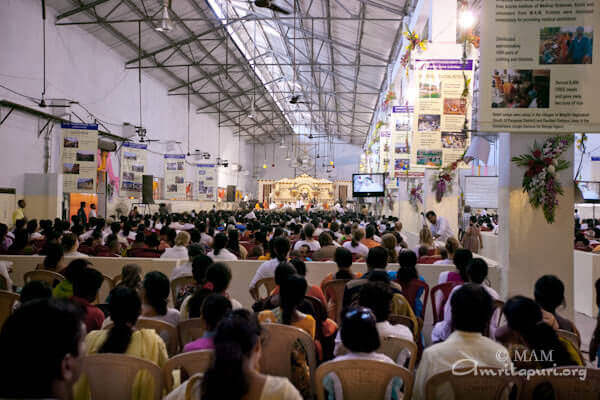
183;294;232;352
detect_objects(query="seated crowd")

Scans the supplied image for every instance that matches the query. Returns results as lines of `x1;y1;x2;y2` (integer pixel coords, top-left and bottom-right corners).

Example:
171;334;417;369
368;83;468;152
0;207;595;400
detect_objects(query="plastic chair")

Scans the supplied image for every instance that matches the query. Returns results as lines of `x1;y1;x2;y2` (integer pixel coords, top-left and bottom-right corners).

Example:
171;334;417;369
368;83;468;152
0;290;19;331
94;274;114;304
177;318;205;348
401;278;430;319
388;314;416;338
255;277;276;301
23;270;65;287
520;367;600;399
163;350;214;392
171;275;195;303
379;336;418;373
315;359;412;400
260;323;317;397
112;273;122;286
82;353;163;400
136;318;179;356
425;367;522;400
430;282;460;323
322;279;350;324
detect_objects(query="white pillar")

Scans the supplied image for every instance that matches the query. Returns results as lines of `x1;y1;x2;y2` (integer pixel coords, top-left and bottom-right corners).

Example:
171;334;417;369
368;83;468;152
498;133;574;317
423;169;459;237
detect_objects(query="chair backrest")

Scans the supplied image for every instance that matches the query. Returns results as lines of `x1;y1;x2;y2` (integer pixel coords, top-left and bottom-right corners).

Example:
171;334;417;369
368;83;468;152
163;350;214;392
425;367;521;400
430;282;460;323
177;318;206;347
402;279;430;319
260;322;317;397
379;336;418;373
95;274;115;304
521;367;600;399
136;318;179;356
315;359;412;400
418;255;441;264
113;273;122;286
23;270;65;287
322;279;350;324
388;314;415;338
303;295;328;323
171;275;195;303
82;353;163;400
255;277;276;300
0;290;19;331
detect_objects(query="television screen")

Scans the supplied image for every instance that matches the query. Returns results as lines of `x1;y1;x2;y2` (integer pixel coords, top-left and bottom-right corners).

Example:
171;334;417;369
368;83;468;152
352;173;385;197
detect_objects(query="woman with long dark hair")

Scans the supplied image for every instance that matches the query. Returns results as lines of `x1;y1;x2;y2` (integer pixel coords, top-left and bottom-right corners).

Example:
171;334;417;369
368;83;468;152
140;271;180;326
342;229;368;257
74;287;168;400
165;310;301;400
208;232;238;261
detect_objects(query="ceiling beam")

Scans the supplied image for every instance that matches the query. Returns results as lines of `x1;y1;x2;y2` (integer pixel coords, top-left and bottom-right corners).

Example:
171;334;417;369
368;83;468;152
56;0;113;21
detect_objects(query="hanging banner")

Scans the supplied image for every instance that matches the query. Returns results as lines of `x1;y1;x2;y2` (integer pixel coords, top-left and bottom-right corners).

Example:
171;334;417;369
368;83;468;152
479;0;600;132
164;154;186;200
60;123;98;193
197;164;217;201
120;142;147;198
411;59;473;169
391;106;413;180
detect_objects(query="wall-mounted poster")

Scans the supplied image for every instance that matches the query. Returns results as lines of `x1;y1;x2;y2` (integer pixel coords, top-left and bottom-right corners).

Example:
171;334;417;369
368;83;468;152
379;130;392;173
411;59;473;168
479;0;600;132
60;123;98;193
120;142;147;198
197;164;217;201
391;106;413;180
164;154;186;200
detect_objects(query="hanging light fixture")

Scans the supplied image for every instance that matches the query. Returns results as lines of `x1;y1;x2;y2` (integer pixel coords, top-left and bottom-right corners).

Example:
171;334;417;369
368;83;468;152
155;0;173;32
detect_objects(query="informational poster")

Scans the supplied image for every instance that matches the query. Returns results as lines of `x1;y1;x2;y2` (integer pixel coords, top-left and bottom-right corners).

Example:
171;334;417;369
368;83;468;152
411;59;473;168
60;123;98;193
164;154;186;200
465;176;499;209
391;106;413;178
120;142;147;198
379;130;392;173
480;0;600;132
197;164;217;201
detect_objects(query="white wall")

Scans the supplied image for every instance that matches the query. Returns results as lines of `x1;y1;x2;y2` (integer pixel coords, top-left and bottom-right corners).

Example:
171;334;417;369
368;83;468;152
0;0;253;197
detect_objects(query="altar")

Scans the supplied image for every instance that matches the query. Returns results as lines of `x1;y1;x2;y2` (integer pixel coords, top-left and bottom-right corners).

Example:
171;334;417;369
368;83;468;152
258;174;351;206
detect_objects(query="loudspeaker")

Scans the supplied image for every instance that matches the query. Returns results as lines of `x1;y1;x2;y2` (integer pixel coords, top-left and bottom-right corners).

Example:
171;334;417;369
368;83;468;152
226;185;236;202
142;175;154;204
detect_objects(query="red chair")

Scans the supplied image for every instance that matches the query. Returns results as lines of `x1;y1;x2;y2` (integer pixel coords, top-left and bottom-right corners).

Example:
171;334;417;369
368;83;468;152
401;279;429;320
78;245;96;256
127;248;162;258
418;255;441;264
427;248;437;256
430;282;461;323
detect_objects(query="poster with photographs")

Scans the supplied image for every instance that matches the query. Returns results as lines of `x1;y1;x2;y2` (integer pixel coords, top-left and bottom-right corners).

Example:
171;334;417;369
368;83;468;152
480;0;600;132
391;106;413;179
164;154;186;200
60;123;98;193
379;130;392;173
197;164;217;201
120;142;147;198
411;59;473;168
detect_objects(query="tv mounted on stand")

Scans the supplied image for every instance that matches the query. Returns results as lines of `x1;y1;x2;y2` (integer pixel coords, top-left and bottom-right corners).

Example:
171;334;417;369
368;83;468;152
352;173;385;197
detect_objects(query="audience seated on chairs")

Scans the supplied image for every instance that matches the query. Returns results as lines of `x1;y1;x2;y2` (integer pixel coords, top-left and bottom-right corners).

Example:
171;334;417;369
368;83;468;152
289;258;327;306
343;246;390;307
249;237;290;300
361;225;380;249
394;250;426;318
183;294;232;352
431;259;499;343
438;248;472;285
41;242;65;272
165;309;302;400
114;264;143;294
534;275;578;333
140;271;180;326
74;287;168;400
258;274;316;339
413;284;511;400
433;237;460;265
495;296;583;369
71;267;105;332
17;280;52;308
381;233;398;263
0;299;85;400
62;233;88;258
293;223;321;251
312;232;337;261
253;262;296;311
342;229;369;257
160;231;190;259
53;259;91;299
208;232;239;261
320;247;360;292
175;254;213;310
415;225;435;255
181;262;242;319
170;244;205;280
227;228;247;259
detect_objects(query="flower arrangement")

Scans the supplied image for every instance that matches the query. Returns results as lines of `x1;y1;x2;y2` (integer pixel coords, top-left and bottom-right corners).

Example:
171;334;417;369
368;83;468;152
432;159;462;203
400;29;427;74
375;120;385;131
384;90;396;106
511;135;574;223
409;183;423;211
576;133;588;152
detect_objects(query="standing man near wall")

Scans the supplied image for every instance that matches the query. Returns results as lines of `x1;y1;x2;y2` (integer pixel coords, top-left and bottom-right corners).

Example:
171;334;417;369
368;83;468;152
12;199;25;226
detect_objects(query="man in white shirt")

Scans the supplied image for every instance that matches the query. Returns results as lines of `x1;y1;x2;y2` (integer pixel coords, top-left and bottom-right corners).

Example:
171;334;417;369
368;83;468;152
426;211;455;242
413;284;511;400
248;237;290;300
61;233;89;258
292;223;321;251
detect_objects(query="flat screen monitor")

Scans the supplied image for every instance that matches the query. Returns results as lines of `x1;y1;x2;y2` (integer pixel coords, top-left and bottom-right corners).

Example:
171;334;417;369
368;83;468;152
352;173;385;197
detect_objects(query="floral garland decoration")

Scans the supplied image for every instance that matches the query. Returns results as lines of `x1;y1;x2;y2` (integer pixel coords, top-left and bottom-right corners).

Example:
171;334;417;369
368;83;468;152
432;157;464;203
409;183;423;211
511;135;574;224
384;90;396;106
400;29;427;74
